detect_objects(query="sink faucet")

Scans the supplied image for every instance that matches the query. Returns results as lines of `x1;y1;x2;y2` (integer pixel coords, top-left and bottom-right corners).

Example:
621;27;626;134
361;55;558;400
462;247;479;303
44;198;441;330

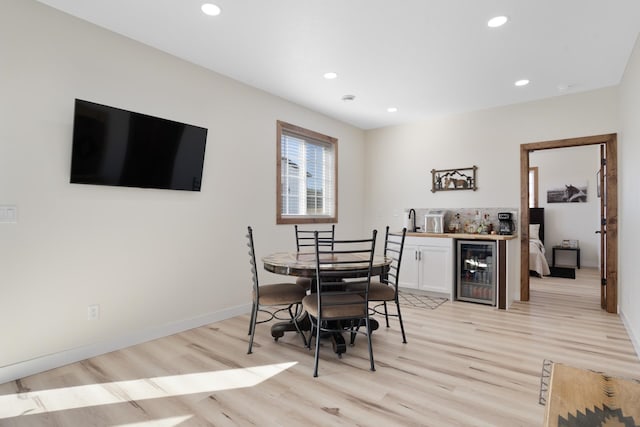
408;209;417;232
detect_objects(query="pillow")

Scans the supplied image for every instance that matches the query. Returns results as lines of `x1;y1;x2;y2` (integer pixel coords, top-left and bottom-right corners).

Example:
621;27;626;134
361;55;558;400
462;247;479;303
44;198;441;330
529;224;540;241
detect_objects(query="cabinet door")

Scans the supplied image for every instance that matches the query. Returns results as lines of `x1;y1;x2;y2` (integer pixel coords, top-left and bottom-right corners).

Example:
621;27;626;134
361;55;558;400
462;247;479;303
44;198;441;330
399;245;420;289
419;245;453;294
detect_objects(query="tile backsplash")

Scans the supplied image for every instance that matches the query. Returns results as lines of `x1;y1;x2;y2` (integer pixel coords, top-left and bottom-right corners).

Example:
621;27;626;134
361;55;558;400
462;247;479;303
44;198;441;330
403;207;518;235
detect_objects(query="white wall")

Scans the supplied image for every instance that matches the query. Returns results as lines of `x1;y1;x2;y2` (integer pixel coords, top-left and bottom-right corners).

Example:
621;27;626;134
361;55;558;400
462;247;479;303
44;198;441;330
363;88;619;302
0;0;366;381
2;0;638;383
619;34;640;356
530;146;601;268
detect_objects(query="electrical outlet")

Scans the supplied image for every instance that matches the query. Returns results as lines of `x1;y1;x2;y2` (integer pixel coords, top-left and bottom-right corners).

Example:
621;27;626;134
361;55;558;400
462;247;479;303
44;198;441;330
0;205;17;223
88;304;100;320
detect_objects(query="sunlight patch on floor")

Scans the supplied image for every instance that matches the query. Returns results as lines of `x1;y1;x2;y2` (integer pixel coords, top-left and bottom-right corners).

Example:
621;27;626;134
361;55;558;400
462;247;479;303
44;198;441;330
1;362;297;419
114;415;193;426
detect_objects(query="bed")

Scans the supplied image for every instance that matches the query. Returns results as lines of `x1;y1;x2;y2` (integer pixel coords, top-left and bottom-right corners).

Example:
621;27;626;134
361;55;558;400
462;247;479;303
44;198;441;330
530;207;551;277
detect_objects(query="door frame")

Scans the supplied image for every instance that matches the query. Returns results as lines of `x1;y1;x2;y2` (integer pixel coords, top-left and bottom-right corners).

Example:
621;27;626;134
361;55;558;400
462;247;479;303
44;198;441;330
520;133;618;313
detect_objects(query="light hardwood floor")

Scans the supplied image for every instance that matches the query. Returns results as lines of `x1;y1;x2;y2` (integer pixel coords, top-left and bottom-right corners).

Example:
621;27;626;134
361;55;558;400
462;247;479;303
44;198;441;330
2;268;639;426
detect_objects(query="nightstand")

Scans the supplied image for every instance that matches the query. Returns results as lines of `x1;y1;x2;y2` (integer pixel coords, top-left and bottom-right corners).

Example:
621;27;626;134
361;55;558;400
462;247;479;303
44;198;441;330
552;246;581;269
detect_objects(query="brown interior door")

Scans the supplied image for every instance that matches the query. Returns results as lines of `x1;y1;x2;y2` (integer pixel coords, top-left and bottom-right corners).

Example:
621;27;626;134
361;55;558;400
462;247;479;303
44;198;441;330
599;144;606;309
521;134;617;313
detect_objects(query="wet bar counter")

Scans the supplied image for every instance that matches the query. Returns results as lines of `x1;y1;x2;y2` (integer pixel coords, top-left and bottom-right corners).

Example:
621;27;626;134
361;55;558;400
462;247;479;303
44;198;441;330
405;232;518;241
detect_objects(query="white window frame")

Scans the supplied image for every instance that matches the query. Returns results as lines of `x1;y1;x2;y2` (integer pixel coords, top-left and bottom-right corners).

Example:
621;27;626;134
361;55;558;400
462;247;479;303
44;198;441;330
276;121;338;224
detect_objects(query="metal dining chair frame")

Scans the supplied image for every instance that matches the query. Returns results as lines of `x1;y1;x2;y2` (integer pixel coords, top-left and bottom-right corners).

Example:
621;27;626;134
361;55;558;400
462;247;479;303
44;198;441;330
370;226;408;343
303;229;377;377
294;224;335;290
295;224;335;252
246;226;307;354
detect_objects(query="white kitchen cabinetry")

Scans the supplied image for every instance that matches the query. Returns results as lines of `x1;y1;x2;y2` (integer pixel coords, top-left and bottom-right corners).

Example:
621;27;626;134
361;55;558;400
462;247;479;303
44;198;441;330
398;236;454;297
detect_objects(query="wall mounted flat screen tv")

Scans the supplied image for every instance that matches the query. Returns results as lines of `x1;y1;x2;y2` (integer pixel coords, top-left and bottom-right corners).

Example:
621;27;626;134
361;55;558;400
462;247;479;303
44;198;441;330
70;99;208;191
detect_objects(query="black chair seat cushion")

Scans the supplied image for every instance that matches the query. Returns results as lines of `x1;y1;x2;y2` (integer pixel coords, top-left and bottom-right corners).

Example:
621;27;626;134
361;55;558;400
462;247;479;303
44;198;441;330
253;283;306;306
344;281;395;301
302;294;366;319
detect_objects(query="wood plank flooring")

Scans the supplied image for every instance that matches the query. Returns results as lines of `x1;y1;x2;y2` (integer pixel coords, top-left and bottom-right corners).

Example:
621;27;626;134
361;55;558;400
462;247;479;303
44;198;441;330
1;268;639;426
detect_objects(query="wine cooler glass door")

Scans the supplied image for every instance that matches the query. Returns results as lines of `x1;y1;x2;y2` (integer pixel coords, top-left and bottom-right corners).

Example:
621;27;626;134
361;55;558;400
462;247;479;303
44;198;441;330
456;240;496;305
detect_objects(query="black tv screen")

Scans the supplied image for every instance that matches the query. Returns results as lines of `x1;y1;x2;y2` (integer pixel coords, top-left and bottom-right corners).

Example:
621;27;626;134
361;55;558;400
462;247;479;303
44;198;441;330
70;99;208;191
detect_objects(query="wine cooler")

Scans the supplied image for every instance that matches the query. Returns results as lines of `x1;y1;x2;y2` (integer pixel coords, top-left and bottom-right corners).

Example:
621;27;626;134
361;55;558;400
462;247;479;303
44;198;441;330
456;240;496;306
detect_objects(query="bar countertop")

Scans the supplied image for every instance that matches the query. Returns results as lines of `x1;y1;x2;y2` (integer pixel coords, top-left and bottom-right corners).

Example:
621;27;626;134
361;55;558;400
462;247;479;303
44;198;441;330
404;231;518;241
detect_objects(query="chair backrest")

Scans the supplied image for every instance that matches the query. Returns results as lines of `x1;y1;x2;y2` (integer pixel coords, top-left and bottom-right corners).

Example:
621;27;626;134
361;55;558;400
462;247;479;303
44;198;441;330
246;226;260;297
295;224;335;252
382;226;407;290
313;229;377;318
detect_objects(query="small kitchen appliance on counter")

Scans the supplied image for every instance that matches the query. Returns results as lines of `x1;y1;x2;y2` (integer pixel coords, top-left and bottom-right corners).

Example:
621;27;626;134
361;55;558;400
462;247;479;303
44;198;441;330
424;209;446;233
498;212;514;235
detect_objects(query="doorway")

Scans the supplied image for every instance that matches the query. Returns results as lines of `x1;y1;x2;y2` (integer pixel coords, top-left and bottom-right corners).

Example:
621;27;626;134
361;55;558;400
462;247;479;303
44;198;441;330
520;134;618;313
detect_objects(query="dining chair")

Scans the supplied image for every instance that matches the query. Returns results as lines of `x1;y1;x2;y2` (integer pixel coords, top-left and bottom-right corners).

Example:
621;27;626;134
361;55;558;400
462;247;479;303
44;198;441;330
246;226;307;354
346;226;408;343
302;229;377;377
294;224;335;291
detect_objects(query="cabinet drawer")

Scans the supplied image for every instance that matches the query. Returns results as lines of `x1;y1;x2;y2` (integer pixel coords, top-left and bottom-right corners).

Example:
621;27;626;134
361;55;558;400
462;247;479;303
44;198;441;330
404;236;452;248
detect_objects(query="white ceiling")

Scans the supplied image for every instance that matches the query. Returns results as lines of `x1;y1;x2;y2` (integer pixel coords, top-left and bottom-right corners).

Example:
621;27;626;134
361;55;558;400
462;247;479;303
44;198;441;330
35;0;640;130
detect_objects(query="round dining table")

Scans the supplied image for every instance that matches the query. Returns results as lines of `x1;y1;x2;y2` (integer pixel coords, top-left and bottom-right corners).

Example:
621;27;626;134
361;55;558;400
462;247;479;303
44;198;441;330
262;251;391;278
262;251;391;354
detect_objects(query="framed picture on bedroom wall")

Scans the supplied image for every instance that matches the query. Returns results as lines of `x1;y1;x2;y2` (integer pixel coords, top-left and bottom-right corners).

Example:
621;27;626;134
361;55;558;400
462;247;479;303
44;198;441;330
546;182;588;203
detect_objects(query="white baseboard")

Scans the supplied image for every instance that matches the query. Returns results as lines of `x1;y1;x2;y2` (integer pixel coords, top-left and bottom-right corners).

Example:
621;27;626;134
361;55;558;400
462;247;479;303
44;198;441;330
0;304;251;385
620;309;640;361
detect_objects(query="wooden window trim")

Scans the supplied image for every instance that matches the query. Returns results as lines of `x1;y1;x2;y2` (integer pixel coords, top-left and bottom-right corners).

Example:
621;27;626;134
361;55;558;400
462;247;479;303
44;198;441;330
276;121;338;225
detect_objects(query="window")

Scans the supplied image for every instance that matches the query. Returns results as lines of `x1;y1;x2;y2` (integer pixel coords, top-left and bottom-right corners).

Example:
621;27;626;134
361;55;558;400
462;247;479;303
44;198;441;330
529;167;538;208
276;121;337;224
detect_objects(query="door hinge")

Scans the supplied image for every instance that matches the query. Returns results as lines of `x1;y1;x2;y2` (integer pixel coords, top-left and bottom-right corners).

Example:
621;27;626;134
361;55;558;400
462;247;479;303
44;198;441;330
601;158;607;166
601;218;606;226
601;278;607;286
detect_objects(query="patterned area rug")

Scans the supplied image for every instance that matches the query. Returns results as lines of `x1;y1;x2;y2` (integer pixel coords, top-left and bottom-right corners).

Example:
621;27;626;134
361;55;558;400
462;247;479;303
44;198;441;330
539;358;554;405
541;362;640;426
398;291;448;309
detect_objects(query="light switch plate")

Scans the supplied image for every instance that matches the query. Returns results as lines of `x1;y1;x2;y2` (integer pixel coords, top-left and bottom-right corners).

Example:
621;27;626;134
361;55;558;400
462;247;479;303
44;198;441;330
0;205;17;223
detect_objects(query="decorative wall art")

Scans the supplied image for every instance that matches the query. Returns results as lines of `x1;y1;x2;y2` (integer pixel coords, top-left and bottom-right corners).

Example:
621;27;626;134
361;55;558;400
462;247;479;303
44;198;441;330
431;166;477;193
547;183;588;203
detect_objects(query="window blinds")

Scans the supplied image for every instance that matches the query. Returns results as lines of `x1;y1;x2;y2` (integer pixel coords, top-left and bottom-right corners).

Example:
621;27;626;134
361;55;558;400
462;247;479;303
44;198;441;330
280;131;334;217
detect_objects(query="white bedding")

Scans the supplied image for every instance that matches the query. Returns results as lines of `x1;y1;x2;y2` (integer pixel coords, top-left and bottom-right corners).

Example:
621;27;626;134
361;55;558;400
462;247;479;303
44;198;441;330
530;238;551;277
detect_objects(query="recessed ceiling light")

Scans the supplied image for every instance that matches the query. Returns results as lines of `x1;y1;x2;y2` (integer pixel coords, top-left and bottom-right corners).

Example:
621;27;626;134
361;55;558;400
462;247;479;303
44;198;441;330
515;79;530;87
323;72;338;80
201;3;221;16
387;107;398;113
488;16;508;28
342;94;356;102
557;84;576;92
